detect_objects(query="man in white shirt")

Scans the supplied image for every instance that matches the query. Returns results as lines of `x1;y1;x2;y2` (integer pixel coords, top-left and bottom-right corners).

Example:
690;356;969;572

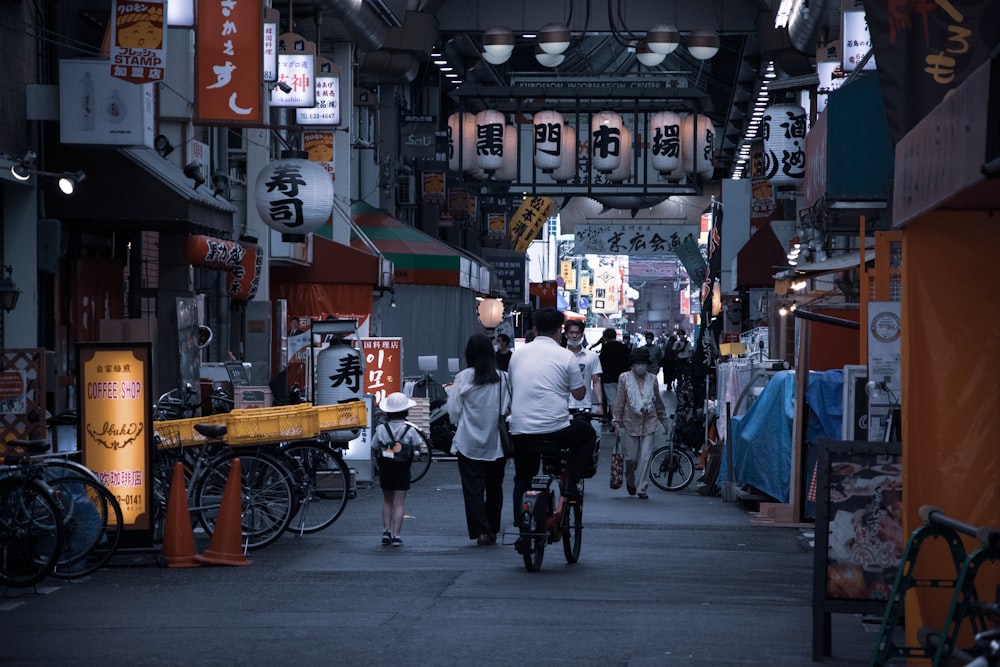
509;308;597;521
563;319;603;417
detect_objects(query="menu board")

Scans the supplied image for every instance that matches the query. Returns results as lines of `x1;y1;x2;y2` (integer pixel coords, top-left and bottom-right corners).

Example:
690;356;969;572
812;440;902;660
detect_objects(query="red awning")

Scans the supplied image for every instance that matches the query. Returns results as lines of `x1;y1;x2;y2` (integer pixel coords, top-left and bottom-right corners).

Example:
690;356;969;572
272;236;380;285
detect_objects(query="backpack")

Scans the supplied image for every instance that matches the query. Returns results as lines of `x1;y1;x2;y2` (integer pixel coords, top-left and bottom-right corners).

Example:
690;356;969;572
378;422;414;463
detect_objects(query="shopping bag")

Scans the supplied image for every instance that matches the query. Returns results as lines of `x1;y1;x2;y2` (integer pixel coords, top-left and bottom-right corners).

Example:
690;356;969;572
609;434;623;489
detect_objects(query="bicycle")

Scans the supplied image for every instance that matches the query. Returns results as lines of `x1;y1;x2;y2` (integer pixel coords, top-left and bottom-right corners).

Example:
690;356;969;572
276;436;352;535
152;422;297;551
3;439;124;582
648;413;696;492
512;412;593;572
0;440;65;588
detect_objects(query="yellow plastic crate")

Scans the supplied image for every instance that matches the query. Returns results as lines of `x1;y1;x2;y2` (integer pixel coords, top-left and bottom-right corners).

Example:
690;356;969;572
313;401;367;432
225;405;320;445
153;417;226;448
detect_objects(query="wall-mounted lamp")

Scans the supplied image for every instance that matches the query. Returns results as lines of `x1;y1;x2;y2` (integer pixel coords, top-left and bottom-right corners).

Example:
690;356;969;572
10;152;85;194
154;134;174;157
211;171;230;197
0;265;21;312
183;162;205;190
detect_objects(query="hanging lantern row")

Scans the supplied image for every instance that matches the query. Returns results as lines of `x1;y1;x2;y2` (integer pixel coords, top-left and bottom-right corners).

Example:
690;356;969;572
761;103;807;186
446;110;717;183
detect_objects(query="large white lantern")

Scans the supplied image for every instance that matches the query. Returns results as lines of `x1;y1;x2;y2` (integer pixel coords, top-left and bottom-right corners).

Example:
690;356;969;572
533;110;564;172
681;114;716;180
314;338;364;443
606;127;632;182
763;103;807;186
550;124;578;182
254;150;333;236
495;125;518;181
475;109;506;173
649;111;682;175
591;111;624;174
447;112;477;173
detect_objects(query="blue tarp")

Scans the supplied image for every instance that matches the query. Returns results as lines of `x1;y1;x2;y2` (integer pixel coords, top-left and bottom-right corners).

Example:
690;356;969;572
721;370;844;503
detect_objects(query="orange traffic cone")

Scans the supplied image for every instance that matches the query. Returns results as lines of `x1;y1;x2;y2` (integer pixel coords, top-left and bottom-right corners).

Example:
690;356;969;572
195;458;251;566
162;462;200;568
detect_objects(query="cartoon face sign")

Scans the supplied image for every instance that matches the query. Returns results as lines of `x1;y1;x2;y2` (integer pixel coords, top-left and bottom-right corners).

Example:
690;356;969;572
117;19;161;48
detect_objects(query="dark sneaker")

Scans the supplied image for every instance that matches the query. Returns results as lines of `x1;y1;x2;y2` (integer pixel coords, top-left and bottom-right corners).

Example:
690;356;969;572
391;536;403;546
381;530;392;545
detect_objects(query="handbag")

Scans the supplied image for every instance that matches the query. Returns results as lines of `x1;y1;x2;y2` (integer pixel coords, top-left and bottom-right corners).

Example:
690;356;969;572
498;374;514;458
609;432;623;489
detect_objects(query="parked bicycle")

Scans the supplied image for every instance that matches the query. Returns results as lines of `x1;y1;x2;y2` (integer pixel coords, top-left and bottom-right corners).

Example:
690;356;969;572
2;439;124;584
648;413;696;492
153;383;201;421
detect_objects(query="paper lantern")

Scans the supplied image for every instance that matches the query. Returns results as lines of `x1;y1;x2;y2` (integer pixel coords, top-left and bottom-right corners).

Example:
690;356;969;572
533;110;564;172
254;151;333;235
681;114;716;180
605;127;632;182
550;124;578;182
314;339;365;443
495;125;518;181
649;111;682;175
763;103;807;186
475;109;506;173
447;112;477;173
477;298;505;329
591;111;623;174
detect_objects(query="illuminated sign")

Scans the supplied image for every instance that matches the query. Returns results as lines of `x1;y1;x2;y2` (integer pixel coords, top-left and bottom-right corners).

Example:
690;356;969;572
79;343;153;548
360;338;403;406
195;0;264;124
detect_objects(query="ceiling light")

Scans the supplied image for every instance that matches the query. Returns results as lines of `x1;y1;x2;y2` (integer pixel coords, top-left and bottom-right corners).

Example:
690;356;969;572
635;41;666;67
646;23;679;55
482;51;510;65
482;26;515;63
440;66;453;72
687;30;720;60
433;59;447;65
534;44;564;68
538;22;570;55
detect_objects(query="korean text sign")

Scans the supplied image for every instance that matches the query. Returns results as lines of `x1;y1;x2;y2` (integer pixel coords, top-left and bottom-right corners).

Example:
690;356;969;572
360;338;402;406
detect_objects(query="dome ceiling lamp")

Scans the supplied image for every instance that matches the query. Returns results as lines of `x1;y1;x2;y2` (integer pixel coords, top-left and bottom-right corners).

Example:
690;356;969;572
537;22;571;55
687;30;720;60
482;26;515;65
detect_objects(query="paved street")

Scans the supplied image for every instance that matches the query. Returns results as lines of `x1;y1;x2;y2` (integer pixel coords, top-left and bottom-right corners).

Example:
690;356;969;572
4;423;877;666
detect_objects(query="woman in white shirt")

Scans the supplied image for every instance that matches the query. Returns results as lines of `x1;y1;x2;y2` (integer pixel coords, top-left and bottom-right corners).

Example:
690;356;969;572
447;333;510;546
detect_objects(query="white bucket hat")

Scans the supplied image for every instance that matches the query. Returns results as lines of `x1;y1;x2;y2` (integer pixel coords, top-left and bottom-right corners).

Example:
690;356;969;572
379;391;416;414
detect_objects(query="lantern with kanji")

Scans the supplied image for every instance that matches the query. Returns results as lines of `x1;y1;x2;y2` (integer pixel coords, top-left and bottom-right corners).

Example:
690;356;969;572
649;111;682;175
475;109;506;173
591;111;624;174
550;124;578;182
533;110;564;172
763;103;806;186
447;112;477;173
606;127;632;182
681;114;716;180
254;150;333;236
495;125;518;181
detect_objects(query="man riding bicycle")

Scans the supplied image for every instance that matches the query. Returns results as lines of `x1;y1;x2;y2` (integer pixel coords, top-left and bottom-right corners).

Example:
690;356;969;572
508;308;598;527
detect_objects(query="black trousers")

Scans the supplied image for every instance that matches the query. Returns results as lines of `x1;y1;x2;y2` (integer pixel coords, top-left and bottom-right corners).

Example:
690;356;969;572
510;417;596;524
456;453;506;538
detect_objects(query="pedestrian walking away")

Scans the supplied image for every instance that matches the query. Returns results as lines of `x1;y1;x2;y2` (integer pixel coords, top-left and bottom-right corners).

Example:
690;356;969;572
448;334;509;546
611;347;668;499
372;392;425;546
597;328;630;423
508;308;597;527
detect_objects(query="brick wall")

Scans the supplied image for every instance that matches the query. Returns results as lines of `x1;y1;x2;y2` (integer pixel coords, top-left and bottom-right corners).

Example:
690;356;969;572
0;2;36;152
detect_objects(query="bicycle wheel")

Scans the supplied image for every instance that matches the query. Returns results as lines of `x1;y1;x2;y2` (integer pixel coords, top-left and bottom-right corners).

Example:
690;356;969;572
48;477;123;579
279;442;350;535
0;477;64;588
409;429;432;484
561;501;582;563
519;497;546;572
193;449;295;551
649;445;695;492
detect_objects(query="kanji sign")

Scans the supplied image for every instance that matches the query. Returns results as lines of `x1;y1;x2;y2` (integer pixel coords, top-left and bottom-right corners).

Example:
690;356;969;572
509;196;554;252
196;0;264;124
360;338;402;406
574;222;699;256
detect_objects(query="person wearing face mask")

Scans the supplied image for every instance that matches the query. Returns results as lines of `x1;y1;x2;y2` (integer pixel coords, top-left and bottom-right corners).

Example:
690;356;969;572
563;320;604;419
611;347;668;499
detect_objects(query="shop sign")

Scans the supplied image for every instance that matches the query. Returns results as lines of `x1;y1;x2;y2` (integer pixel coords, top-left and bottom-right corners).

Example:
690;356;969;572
509;195;554;252
360;338;402;406
79;343;153;548
574;222;697;256
109;0;167;85
296;58;340;125
195;0;263;124
59;59;154;147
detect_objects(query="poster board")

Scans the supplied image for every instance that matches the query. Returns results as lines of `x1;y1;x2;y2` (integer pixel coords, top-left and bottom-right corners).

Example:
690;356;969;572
812;440;903;660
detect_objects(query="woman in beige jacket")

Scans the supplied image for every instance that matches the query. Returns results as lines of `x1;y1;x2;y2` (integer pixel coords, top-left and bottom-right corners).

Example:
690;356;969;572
611;347;668;499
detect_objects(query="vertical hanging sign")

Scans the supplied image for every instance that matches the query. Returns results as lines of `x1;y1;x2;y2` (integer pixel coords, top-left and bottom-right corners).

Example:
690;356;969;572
195;0;264;124
296;57;341;126
359;338;403;406
509;195;555;252
110;0;167;84
271;33;316;108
